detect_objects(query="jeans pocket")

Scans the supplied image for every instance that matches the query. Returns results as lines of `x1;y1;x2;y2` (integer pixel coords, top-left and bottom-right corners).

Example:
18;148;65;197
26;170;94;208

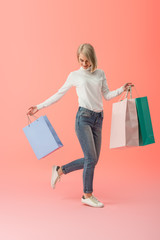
79;111;92;117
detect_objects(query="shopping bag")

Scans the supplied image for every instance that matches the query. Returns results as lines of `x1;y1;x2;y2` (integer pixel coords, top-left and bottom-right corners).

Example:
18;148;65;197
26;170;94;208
23;115;63;159
135;97;155;146
110;87;139;148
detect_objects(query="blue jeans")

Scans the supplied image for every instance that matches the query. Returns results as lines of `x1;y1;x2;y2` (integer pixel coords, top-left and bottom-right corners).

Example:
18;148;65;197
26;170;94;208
61;106;103;193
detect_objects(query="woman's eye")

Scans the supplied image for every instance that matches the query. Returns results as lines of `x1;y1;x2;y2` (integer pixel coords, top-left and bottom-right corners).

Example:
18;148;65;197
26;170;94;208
80;59;88;63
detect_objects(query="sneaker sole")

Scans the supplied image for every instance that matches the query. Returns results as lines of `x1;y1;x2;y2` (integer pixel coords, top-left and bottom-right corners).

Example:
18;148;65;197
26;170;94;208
81;198;104;208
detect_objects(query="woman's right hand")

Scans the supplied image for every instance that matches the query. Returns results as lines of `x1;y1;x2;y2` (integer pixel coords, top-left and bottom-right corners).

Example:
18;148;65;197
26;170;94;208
27;106;38;116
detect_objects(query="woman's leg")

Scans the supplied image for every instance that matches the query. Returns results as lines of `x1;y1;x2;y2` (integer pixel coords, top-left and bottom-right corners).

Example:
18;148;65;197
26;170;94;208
92;125;102;166
75;109;103;196
60;109;87;174
61;157;85;174
60;108;103;196
58;125;102;180
76;123;98;194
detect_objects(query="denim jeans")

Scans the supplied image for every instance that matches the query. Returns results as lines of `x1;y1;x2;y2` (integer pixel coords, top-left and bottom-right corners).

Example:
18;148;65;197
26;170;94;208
61;106;103;193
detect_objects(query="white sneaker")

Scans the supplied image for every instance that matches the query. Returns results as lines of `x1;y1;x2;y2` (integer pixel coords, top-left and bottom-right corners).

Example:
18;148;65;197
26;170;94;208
81;195;104;208
51;165;61;189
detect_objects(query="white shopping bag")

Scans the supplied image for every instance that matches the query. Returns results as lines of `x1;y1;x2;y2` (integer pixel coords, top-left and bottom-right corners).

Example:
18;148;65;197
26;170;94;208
110;87;139;148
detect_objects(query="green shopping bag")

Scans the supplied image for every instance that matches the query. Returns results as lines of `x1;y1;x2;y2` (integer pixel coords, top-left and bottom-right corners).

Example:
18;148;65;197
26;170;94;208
135;97;155;146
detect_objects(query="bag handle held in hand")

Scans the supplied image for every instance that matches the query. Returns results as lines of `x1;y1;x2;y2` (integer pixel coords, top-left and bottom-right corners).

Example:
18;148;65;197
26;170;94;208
119;85;139;101
27;114;39;127
119;86;132;101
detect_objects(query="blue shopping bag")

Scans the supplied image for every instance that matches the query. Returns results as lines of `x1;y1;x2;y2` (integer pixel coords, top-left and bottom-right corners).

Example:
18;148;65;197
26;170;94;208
23;115;63;159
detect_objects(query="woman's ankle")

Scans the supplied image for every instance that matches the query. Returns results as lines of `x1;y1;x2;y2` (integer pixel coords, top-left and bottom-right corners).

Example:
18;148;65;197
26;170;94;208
84;193;92;198
58;167;63;176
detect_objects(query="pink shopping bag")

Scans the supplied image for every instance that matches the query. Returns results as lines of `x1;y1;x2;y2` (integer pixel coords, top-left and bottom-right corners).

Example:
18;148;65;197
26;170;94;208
109;87;139;149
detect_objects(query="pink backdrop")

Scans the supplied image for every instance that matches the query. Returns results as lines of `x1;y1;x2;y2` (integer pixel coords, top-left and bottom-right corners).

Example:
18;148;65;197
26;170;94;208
0;0;160;239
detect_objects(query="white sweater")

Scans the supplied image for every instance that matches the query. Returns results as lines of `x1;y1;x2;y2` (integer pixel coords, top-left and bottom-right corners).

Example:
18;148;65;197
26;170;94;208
36;66;124;112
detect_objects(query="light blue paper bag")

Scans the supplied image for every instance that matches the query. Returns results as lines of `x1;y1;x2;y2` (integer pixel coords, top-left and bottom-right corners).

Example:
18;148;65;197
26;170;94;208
23;115;63;159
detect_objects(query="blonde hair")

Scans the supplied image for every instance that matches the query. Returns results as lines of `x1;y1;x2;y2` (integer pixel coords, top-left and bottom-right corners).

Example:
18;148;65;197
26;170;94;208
77;43;98;73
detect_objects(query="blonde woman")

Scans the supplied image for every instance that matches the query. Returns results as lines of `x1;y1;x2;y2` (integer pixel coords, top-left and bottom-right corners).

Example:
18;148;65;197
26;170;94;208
27;43;133;208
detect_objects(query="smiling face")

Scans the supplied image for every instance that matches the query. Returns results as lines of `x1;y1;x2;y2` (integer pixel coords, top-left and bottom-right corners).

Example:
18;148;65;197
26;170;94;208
79;53;91;69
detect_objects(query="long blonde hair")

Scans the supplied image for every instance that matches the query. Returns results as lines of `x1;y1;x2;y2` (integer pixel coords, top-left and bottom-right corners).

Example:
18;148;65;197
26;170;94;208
77;43;98;73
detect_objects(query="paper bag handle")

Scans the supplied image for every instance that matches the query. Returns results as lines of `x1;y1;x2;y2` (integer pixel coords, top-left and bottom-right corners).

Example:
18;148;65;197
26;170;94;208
119;86;132;101
119;85;139;101
27;114;39;126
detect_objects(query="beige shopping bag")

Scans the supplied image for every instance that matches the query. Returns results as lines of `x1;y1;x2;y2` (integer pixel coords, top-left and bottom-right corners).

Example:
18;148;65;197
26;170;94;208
109;87;139;149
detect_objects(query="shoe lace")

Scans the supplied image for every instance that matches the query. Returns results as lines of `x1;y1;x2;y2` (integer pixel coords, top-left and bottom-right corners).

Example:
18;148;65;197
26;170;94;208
91;195;101;203
88;196;99;205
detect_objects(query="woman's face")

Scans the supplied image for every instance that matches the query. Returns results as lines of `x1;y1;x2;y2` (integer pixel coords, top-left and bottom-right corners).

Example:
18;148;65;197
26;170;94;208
79;53;91;69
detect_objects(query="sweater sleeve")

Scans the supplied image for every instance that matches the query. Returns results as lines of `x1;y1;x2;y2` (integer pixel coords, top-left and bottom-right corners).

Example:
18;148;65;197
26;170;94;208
36;72;73;110
101;70;124;100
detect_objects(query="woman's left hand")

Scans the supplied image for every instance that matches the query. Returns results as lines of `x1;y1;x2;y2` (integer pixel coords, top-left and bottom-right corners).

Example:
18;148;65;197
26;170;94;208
123;82;134;91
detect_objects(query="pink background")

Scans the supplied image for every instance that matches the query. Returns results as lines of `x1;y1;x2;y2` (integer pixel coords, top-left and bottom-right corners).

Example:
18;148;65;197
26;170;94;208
0;0;160;239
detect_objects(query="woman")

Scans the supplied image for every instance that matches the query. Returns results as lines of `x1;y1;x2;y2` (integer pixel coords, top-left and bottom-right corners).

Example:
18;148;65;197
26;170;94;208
27;43;133;208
